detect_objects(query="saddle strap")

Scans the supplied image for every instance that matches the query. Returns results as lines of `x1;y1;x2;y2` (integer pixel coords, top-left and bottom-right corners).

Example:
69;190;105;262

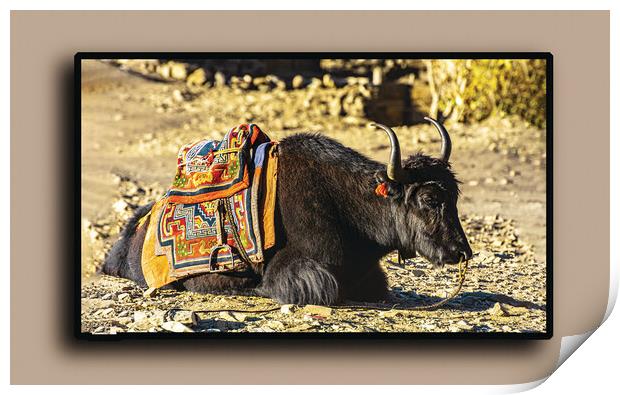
222;197;253;265
215;199;225;245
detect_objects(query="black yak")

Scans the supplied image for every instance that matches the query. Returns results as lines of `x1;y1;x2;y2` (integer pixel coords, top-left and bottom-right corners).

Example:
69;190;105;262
102;117;472;305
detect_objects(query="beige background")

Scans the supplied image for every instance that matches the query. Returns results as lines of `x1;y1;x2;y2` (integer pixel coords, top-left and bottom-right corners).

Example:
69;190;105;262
11;11;609;384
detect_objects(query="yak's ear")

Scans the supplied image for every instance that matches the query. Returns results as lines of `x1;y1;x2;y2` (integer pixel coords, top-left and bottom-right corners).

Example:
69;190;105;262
374;170;403;199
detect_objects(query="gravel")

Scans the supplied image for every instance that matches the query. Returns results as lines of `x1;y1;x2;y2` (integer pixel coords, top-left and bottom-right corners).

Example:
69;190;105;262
81;211;545;334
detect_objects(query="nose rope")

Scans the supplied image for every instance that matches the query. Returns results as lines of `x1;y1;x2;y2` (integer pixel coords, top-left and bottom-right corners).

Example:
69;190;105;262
192;257;469;316
397;255;469;311
381;250;468;309
332;252;469;311
331;255;469;311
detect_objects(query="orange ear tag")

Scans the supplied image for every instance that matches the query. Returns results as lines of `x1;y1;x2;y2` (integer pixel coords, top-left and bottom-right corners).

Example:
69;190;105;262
375;182;389;198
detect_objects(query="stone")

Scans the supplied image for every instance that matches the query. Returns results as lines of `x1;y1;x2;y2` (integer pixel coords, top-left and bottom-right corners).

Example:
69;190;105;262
169;310;194;325
372;67;383;85
110;174;122;185
133;311;148;323
109;326;124;335
456;320;474;330
143;287;157;298
292;75;304;89
308;77;322;89
101;293;114;300
219;311;237;321
231;312;247;322
267;75;286;90
117;293;130;302
302;305;333;317
157;64;170;79
502;304;530;316
169;62;187;80
161;321;194;333
96;308;114;317
186;68;207;86
280;304;296;315
380;310;403;318
214;72;226;87
253;77;266;87
112;200;128;213
172;89;184;102
322;74;335;88
420;323;436;330
489;302;508;317
267;321;285;331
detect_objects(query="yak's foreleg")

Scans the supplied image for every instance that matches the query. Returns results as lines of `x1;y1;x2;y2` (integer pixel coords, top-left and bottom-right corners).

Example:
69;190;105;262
342;261;389;302
257;247;340;305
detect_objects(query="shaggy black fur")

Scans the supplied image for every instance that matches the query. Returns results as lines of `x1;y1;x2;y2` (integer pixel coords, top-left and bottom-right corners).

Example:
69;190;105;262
102;133;472;304
101;202;154;282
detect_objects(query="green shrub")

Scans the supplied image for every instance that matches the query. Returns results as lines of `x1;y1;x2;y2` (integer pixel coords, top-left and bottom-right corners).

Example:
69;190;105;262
426;59;547;128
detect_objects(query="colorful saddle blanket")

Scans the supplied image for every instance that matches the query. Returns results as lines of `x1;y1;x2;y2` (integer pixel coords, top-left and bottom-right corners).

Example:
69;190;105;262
167;123;270;203
138;124;278;289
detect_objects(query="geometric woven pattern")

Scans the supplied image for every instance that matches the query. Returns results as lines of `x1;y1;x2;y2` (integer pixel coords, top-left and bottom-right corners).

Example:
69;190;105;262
166;123;270;204
157;184;261;274
142;123;276;281
139;124;279;287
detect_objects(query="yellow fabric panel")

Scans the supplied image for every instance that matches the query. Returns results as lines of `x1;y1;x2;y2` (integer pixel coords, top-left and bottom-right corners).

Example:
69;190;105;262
140;198;174;289
262;144;278;249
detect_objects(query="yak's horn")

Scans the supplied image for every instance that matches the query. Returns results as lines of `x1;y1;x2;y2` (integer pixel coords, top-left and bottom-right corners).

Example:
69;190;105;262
372;123;406;182
424;116;452;162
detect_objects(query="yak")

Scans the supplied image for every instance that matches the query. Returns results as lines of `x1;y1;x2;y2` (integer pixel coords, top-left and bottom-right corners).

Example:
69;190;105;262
102;117;473;305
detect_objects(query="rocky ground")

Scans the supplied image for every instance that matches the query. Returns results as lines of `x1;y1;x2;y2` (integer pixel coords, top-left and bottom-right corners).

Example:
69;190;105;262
80;60;547;334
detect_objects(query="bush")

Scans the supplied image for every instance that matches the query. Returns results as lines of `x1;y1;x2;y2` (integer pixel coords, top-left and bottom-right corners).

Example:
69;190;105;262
426;59;547;128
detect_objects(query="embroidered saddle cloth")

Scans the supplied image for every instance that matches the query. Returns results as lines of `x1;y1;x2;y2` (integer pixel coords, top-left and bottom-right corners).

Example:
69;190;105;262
138;124;278;289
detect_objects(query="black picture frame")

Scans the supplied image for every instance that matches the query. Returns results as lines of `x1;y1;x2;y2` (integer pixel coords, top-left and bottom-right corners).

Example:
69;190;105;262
75;52;553;341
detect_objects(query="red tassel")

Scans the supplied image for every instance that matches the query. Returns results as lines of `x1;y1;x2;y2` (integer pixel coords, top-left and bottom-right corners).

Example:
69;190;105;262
375;182;389;198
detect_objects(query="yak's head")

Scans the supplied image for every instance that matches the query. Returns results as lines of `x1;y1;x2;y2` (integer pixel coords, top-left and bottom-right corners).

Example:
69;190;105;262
373;117;472;268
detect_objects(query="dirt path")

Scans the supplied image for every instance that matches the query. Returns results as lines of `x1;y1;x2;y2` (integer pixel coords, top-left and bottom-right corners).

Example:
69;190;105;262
80;60;547;334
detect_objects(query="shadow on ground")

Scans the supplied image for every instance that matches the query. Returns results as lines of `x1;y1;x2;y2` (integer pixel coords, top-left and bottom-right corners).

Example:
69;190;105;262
380;290;546;312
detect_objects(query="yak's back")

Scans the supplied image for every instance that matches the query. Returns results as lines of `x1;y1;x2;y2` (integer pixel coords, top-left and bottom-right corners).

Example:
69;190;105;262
278;133;382;173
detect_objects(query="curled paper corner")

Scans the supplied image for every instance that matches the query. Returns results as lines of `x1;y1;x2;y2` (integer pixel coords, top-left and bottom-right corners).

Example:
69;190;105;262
488;336;594;395
603;257;618;322
556;330;595;369
494;377;548;394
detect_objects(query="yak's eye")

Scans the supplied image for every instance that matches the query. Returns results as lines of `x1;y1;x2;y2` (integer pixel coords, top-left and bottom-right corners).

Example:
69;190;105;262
421;195;440;208
428;200;440;209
